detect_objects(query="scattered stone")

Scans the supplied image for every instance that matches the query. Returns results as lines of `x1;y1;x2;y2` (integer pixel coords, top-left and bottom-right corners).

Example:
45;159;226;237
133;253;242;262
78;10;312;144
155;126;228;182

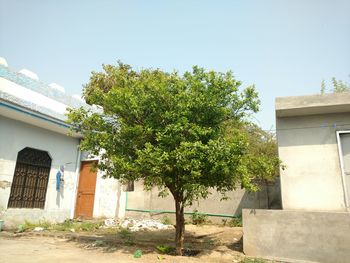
121;219;132;229
33;227;44;232
104;218;118;227
120;218;173;232
70;228;75;233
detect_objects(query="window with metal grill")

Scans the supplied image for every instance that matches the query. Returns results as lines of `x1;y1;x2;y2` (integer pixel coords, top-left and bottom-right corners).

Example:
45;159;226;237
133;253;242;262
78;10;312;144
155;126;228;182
8;147;52;209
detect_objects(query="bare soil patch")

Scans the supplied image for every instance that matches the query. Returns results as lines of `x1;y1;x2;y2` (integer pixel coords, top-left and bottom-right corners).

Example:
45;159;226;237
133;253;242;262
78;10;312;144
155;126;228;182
0;224;282;263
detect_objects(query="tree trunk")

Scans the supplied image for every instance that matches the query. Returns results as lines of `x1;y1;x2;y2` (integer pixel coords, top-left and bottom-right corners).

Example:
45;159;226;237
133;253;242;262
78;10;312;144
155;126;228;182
175;198;185;255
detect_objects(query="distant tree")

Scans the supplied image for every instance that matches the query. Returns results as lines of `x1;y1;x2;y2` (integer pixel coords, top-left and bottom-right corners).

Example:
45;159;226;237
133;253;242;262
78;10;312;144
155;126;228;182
321;77;350;94
321;80;326;94
331;77;350;93
68;62;281;255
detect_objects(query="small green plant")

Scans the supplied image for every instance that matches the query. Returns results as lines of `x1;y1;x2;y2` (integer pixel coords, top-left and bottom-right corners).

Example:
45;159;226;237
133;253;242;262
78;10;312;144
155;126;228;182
53;219;74;231
240;258;267;263
161;216;172;225
79;221;102;231
51;219;103;232
94;240;105;247
221;219;228;226
133;249;142;258
228;215;242;227
156;244;175;254
119;227;132;238
23;220;37;231
118;227;135;245
190;209;208;225
23;220;52;231
38;220;52;229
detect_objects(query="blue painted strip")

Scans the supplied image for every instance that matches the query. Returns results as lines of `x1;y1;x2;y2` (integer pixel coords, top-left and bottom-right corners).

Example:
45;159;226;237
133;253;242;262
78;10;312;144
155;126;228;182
0;101;71;129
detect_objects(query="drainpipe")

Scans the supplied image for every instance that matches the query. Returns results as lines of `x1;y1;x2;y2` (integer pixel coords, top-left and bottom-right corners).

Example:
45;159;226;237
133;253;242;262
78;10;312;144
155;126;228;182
70;143;81;219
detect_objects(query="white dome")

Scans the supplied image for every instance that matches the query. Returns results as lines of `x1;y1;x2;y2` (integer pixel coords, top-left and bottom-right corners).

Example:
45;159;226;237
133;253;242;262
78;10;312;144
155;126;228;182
0;57;8;67
49;83;65;93
19;69;39;80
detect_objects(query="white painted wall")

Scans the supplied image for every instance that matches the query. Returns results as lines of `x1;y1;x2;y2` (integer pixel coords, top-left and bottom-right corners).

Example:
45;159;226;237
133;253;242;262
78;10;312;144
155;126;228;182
92;172;126;218
79;153;126;219
0;115;80;224
276;112;349;211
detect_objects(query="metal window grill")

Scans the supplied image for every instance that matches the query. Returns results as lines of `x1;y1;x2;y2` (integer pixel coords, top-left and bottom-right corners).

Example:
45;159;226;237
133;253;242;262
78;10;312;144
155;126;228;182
8;147;52;209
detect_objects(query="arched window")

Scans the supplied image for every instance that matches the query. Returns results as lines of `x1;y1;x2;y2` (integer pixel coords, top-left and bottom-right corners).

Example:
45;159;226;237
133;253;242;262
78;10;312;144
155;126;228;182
8;147;52;209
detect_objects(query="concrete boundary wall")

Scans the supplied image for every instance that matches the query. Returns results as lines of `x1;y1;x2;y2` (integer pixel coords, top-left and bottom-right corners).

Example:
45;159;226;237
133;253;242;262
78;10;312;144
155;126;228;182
243;209;350;263
125;180;282;222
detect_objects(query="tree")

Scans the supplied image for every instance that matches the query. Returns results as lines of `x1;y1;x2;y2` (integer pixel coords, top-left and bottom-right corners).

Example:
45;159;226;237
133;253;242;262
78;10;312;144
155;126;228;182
320;77;350;94
68;62;280;255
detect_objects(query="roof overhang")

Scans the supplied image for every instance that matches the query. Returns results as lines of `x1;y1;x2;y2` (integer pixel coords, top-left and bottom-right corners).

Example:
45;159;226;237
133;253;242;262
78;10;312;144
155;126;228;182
276;92;350;117
0;99;82;138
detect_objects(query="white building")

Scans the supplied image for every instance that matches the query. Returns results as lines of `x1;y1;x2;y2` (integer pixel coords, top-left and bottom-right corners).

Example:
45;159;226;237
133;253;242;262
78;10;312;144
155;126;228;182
0;58;126;227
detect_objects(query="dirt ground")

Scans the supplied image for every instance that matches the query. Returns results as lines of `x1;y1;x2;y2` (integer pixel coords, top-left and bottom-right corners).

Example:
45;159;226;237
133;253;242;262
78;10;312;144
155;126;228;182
0;225;248;263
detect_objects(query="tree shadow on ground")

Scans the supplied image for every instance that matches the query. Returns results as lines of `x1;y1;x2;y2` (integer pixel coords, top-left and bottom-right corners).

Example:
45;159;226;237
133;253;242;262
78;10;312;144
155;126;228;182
65;225;243;258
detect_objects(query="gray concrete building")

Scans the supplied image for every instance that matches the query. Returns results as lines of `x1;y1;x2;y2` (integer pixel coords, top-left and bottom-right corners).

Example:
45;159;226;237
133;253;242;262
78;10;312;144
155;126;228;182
243;92;350;263
276;92;350;211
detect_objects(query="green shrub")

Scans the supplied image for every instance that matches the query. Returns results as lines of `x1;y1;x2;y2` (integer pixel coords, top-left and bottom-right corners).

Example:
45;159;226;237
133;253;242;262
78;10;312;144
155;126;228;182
156;244;175;254
228;215;242;227
79;221;102;231
23;220;52;231
53;219;74;231
161;216;172;225
118;228;135;245
23;220;37;231
190;209;208;225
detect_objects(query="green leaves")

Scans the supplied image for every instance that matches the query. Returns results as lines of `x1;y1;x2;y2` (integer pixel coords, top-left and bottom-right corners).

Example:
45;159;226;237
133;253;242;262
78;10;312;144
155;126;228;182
68;62;279;205
320;77;350;94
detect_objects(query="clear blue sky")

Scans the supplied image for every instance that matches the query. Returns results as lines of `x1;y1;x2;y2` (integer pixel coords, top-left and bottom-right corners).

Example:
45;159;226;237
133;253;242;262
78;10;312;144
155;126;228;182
1;0;349;129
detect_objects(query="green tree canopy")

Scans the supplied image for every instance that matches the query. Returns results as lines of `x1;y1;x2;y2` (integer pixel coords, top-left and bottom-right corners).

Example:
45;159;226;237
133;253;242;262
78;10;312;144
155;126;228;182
68;62;280;254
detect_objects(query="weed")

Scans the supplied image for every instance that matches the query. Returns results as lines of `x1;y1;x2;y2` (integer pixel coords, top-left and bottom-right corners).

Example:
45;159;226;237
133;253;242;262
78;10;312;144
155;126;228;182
52;219;103;232
221;219;228;226
94;240;105;247
23;220;52;231
161;216;172;225
118;227;135;245
240;258;267;263
190;209;208;225
22;219;104;232
119;227;132;238
79;221;102;231
38;220;52;229
23;220;37;231
156;244;175;254
228;215;242;227
53;219;74;231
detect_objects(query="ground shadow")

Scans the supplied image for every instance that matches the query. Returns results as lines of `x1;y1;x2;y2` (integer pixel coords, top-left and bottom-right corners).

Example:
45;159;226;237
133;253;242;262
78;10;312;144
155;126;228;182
64;225;243;257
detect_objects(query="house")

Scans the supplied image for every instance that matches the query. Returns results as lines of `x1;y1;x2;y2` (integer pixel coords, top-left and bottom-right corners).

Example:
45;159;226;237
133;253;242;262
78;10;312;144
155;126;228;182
276;93;350;211
243;92;350;263
0;57;126;227
0;56;281;227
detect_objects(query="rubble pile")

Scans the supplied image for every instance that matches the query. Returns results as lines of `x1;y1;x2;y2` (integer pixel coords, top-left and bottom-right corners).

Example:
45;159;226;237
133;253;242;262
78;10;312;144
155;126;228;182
118;218;173;232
